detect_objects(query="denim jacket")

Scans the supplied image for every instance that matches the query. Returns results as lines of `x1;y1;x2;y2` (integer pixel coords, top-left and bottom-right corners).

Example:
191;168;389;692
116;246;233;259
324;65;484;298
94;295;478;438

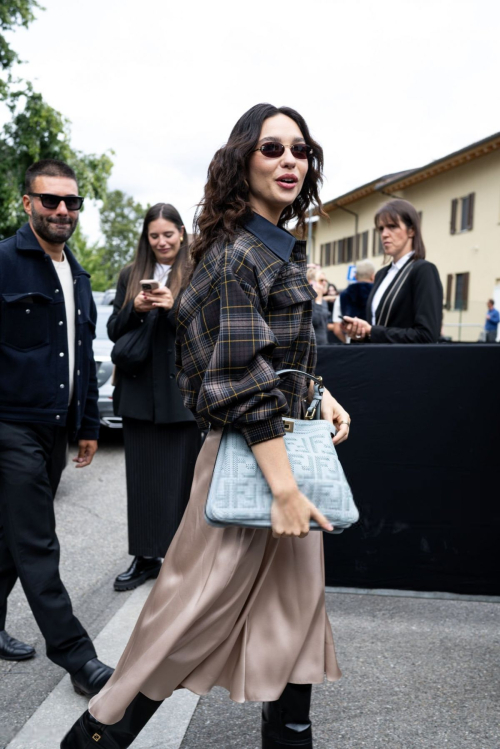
0;223;99;440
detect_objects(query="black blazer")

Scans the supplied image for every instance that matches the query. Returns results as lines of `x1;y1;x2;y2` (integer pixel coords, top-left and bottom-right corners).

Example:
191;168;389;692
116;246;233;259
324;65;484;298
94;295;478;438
108;266;195;424
366;258;443;343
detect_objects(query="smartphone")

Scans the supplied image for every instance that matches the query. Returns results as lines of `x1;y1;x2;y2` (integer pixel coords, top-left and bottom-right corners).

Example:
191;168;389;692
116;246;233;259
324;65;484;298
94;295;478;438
140;279;160;292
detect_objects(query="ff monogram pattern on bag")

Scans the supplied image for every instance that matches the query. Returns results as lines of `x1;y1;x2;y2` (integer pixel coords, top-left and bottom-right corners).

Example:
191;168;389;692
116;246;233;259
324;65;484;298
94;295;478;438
206;419;358;533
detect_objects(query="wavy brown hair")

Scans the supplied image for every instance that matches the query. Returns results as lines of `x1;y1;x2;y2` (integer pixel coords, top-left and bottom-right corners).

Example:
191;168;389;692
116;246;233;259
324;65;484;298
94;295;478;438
374;199;426;261
123;203;191;306
190;103;325;266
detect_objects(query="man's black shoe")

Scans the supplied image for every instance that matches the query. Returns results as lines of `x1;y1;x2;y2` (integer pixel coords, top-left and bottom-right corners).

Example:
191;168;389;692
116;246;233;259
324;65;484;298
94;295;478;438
0;630;36;661
114;556;162;592
70;658;114;697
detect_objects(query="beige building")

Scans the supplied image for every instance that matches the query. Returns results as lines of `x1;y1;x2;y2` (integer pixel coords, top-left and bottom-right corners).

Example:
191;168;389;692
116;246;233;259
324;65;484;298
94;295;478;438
310;132;500;341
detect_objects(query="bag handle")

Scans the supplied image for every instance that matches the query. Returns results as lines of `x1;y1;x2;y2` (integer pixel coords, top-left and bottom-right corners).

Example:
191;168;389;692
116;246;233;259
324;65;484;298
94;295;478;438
276;369;324;421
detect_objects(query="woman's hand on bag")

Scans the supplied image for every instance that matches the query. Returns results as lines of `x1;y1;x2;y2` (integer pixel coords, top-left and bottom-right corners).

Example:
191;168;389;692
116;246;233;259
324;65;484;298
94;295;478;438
148;287;174;310
271;488;333;538
321;388;351;445
133;291;155;313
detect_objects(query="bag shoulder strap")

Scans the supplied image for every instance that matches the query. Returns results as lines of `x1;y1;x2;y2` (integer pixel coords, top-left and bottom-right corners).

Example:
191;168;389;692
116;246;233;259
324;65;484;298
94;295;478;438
275;369;323;420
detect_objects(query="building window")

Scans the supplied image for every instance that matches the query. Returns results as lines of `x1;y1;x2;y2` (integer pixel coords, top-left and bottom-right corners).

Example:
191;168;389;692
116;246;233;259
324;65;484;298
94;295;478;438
361;230;369;259
450;193;475;234
319;242;336;266
445;274;453;311
372;228;384;256
454;272;470;311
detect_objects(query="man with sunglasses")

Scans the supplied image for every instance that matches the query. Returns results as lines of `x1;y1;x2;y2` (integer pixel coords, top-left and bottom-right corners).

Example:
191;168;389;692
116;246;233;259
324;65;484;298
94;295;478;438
0;159;113;697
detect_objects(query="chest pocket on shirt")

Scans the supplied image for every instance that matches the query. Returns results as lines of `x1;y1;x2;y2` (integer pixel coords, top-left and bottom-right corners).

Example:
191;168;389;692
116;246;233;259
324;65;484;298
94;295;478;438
0;292;52;351
267;264;317;309
266;264;316;350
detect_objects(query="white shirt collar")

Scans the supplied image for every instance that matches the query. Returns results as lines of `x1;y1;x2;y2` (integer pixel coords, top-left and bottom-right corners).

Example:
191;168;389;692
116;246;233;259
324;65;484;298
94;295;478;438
391;251;414;271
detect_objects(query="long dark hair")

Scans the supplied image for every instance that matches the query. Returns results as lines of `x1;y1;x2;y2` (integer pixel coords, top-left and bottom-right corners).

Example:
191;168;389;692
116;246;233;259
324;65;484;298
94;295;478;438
190;103;325;266
123;203;191;306
374;199;426;260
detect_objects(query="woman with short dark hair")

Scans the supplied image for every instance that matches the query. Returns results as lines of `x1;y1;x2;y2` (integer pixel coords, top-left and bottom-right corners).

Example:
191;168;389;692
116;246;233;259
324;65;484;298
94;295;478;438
342;199;443;343
63;104;350;749
109;203;201;591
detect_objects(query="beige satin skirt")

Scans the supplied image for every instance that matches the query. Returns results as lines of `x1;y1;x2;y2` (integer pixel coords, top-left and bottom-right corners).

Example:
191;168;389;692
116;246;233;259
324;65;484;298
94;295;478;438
89;429;341;725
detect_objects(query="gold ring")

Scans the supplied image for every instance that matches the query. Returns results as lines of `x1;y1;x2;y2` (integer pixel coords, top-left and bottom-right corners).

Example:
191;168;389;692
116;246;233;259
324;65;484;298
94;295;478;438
341;421;350;427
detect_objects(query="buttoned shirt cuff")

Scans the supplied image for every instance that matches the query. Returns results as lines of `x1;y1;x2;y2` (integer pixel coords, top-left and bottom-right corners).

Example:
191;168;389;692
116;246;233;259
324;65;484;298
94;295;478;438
239;416;286;447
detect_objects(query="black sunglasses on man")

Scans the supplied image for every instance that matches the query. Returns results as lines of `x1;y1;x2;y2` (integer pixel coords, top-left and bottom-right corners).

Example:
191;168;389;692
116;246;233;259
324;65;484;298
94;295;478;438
28;193;85;211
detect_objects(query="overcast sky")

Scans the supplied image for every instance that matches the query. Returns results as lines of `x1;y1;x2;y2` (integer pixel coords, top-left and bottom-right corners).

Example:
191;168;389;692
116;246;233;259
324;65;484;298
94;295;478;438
4;0;500;241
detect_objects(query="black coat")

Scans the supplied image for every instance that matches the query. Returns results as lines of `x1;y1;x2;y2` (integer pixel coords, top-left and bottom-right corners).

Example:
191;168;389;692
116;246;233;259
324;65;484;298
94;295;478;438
366;258;443;343
0;223;99;439
108;267;195;424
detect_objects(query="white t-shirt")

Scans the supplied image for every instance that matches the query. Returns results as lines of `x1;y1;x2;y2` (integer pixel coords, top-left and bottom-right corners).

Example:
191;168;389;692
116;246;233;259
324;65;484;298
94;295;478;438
371;251;414;325
154;262;172;287
52;252;75;403
332;296;343;323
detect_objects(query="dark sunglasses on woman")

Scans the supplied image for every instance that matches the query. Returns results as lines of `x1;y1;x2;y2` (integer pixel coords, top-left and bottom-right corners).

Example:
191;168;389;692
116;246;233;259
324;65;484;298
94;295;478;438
254;142;313;159
28;193;85;211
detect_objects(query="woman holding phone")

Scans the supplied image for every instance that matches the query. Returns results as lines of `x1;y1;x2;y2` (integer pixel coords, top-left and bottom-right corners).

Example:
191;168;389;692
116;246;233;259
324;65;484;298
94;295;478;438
62;104;351;748
108;204;201;592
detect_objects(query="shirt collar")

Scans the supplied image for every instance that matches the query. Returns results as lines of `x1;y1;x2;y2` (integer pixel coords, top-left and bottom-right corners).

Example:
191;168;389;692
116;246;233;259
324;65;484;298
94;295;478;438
392;250;415;271
16;222;89;277
243;212;296;263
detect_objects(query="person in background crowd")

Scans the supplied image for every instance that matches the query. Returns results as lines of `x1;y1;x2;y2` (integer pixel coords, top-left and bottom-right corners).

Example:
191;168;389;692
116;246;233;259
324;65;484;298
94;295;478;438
0;160;113;697
333;260;375;343
323;279;340;343
324;282;338;311
307;267;331;344
484;299;499;342
108;204;201;592
63;103;351;749
342;199;443;343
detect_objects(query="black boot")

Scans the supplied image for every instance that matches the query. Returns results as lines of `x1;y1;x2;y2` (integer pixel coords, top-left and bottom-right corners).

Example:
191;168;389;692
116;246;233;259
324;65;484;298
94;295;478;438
114;557;162;591
61;692;163;748
262;683;313;748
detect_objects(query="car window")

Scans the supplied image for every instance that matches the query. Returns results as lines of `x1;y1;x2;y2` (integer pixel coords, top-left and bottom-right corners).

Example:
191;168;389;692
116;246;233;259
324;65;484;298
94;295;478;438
95;306;113;340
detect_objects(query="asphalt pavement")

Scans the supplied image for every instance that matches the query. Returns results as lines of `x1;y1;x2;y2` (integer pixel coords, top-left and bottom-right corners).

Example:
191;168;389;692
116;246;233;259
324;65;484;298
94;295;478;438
1;434;499;749
0;432;132;748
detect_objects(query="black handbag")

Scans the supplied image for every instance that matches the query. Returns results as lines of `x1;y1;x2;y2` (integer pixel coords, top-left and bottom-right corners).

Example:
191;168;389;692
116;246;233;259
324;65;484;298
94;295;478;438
111;312;156;375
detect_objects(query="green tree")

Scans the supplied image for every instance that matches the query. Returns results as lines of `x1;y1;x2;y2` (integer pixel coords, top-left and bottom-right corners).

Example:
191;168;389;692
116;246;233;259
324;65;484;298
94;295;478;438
0;0;41;99
0;86;113;239
98;189;147;281
70;192;147;291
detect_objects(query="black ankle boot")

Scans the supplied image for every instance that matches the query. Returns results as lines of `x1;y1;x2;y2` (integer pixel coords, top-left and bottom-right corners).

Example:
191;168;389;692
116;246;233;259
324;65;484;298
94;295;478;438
262;683;313;748
61;692;163;748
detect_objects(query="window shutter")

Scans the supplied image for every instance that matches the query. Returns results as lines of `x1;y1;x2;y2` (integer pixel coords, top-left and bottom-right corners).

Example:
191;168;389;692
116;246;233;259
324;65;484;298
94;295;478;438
332;241;337;265
462;272;469;311
450;199;458;234
446;274;453;310
362;231;368;258
372;228;377;256
467;193;475;230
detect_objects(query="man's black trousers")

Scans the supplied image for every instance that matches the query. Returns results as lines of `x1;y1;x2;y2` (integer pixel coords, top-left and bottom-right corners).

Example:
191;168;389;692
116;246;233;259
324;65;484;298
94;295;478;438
0;421;96;672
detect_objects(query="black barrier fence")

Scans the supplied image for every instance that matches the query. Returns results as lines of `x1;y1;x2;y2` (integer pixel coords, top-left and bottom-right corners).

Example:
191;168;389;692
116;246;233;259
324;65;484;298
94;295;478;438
316;344;500;596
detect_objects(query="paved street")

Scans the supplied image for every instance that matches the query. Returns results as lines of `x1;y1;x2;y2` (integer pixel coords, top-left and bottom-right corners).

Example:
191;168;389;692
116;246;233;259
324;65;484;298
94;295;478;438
1;435;499;748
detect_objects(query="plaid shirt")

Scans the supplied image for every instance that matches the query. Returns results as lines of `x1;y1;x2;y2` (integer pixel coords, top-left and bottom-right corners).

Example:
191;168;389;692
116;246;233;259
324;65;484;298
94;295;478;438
176;213;317;446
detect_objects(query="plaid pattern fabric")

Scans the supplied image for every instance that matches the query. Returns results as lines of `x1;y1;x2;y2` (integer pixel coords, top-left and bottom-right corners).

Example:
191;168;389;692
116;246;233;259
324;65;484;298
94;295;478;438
176;228;317;446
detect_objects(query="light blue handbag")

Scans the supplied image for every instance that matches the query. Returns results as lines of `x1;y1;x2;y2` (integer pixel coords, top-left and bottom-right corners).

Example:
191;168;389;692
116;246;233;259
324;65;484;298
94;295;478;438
205;369;359;534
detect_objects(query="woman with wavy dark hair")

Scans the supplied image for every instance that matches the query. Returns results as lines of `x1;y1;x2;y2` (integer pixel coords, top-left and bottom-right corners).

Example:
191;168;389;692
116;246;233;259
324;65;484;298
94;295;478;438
342;198;443;343
108;204;201;592
62;104;351;749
